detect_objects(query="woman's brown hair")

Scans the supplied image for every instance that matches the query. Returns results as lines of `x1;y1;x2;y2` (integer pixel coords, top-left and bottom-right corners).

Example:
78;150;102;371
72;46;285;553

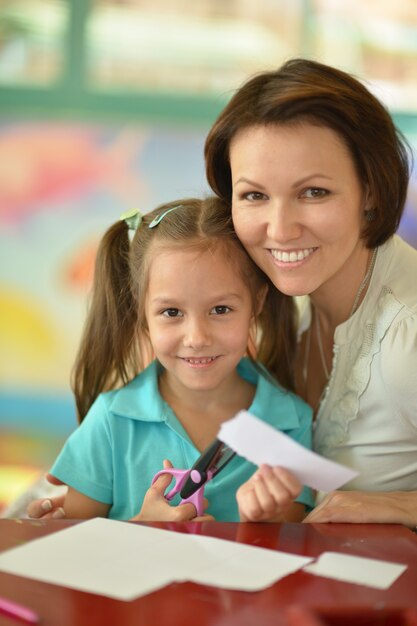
205;58;411;248
72;196;296;421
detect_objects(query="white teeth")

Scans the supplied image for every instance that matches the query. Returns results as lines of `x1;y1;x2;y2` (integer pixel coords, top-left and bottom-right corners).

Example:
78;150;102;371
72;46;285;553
184;357;215;364
271;248;314;263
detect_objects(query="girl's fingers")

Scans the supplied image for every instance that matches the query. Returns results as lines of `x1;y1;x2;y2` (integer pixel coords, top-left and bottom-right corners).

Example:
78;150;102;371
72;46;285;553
252;471;283;514
238;484;263;521
260;465;302;499
152;472;174;494
170;502;198;521
238;466;301;522
194;514;215;522
272;466;302;498
151;459;175;494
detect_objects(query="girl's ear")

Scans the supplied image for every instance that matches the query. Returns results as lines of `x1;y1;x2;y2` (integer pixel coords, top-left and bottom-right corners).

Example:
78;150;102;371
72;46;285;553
255;284;269;316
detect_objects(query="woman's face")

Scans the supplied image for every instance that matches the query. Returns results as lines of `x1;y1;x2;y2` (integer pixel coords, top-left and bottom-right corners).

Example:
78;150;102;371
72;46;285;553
230;123;370;298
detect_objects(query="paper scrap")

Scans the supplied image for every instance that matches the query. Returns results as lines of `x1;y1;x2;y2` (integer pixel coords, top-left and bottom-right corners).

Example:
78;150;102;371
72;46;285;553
303;551;407;590
218;410;358;492
190;534;312;591
0;518;313;600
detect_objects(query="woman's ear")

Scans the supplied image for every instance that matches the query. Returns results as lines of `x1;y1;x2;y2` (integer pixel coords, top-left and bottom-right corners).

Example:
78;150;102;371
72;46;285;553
363;184;374;212
362;185;377;224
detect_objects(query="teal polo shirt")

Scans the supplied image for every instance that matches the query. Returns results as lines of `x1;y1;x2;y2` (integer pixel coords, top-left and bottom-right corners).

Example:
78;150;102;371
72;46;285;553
50;358;314;521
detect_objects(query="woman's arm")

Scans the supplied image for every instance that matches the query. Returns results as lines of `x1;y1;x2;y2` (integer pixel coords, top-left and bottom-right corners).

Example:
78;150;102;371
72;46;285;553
303;490;417;528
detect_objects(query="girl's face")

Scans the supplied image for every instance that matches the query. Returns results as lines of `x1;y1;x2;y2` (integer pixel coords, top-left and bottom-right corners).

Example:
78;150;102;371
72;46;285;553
230;123;370;299
144;244;256;395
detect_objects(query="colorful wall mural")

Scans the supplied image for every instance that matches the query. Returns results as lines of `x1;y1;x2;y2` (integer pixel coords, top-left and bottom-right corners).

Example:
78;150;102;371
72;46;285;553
0;120;208;512
0;119;416;514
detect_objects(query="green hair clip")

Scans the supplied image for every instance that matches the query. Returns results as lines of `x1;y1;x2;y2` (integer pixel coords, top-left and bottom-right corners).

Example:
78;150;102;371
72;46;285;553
120;208;143;231
148;205;182;228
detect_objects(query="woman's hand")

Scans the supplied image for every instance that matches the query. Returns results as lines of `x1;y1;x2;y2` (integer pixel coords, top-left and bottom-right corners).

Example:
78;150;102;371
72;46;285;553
131;460;214;523
237;464;304;522
26;474;68;519
26;495;67;519
303;490;417;528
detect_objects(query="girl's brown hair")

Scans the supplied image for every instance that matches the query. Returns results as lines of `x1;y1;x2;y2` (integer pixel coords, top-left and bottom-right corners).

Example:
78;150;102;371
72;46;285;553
205;58;411;248
72;196;296;421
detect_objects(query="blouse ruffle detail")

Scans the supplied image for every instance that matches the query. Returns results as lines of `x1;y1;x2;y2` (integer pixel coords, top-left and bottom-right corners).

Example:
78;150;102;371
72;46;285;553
314;287;404;454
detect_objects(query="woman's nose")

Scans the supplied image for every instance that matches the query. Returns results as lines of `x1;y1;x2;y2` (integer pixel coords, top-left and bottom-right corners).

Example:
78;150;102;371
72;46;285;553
266;202;302;242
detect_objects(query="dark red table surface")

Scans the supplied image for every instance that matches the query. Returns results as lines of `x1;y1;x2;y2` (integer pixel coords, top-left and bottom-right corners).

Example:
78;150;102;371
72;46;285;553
1;519;417;626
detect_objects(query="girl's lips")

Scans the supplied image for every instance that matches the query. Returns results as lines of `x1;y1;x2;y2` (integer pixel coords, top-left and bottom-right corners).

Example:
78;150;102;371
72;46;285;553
181;356;219;366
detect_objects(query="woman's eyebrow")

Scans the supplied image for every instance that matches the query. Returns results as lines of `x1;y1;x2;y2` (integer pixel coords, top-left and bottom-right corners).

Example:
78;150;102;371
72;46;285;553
292;173;333;188
233;177;267;190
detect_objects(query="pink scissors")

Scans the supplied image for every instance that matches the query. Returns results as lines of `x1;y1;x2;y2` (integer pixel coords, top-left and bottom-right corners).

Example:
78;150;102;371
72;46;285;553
151;439;235;516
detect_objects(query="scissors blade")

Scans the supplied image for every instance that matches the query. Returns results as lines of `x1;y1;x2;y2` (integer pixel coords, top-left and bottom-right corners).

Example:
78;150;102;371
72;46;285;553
180;438;236;499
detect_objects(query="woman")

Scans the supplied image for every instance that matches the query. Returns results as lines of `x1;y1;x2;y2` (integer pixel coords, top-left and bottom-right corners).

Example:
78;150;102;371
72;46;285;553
28;58;417;526
204;58;417;527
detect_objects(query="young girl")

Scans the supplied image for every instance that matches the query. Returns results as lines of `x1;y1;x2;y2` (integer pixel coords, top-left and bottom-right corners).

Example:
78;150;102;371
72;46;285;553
49;196;313;522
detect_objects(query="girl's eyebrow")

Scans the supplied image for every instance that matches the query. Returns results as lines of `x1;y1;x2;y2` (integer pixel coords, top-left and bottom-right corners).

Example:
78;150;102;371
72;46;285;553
151;293;244;305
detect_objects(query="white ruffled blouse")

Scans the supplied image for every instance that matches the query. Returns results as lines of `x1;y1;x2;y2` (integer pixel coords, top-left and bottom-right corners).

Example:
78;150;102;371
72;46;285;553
298;235;417;492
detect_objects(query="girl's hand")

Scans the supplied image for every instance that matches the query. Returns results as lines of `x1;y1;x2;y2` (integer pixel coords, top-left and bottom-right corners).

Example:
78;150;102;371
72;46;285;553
131;460;214;523
237;464;303;522
303;490;417;528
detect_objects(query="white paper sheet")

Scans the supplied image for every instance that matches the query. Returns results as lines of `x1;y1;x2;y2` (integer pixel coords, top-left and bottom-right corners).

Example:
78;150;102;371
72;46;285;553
189;534;311;591
303;551;407;589
218;410;358;492
0;518;313;600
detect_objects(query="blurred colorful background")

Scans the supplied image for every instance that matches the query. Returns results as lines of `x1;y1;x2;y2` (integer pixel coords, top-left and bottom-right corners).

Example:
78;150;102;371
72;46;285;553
1;0;417;515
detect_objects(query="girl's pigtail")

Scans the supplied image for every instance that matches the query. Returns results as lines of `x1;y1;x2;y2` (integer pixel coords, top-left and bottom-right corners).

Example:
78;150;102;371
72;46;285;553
72;221;139;421
256;289;297;392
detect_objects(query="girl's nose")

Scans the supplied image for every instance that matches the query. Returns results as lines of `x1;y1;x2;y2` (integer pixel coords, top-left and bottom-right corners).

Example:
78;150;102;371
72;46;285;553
266;202;302;242
183;318;211;349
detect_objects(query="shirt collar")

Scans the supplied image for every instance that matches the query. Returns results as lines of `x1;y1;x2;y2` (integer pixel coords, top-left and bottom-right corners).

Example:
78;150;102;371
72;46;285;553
239;359;302;432
109;358;301;432
108;360;168;422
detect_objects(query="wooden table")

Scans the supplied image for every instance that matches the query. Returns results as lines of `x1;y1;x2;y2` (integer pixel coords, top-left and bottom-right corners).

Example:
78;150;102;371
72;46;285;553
1;519;417;626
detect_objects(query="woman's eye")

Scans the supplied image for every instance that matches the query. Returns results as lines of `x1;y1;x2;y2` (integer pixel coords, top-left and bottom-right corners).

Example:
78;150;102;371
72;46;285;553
243;191;267;201
162;308;182;317
301;187;328;199
211;305;231;315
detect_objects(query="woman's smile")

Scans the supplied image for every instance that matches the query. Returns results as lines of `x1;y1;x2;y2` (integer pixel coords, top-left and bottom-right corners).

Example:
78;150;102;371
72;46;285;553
269;247;317;265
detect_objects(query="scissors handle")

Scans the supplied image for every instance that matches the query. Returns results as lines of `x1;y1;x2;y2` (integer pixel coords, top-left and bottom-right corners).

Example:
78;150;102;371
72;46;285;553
151;468;212;517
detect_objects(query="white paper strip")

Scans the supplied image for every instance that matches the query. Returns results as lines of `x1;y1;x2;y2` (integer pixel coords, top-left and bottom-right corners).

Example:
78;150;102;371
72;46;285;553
0;518;313;600
190;534;312;591
218;410;358;492
303;551;407;589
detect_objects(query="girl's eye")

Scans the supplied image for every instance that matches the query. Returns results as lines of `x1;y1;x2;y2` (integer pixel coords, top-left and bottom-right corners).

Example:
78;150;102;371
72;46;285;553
211;305;231;315
242;191;267;202
301;187;328;199
162;308;183;318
